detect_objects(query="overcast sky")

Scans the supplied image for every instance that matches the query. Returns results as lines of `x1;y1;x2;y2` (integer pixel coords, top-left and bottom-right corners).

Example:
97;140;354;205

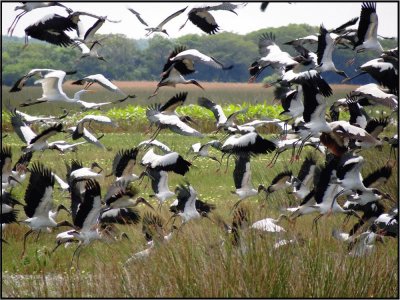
2;2;398;40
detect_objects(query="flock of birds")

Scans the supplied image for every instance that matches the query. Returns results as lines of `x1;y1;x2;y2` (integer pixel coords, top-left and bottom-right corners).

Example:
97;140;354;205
2;2;399;267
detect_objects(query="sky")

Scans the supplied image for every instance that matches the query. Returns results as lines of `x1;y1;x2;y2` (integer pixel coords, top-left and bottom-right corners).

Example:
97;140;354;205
2;2;398;40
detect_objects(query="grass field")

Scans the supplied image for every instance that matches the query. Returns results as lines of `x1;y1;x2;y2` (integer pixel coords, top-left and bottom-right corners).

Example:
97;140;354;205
1;83;398;298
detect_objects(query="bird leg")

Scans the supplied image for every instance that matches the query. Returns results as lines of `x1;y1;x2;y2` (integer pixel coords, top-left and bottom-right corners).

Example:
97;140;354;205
70;244;83;269
146;127;162;146
34;231;42;242
312;214;323;235
8;11;27;36
21;229;33;258
179;18;190;31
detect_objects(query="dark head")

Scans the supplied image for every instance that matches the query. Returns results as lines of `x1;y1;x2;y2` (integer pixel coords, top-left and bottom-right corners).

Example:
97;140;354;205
189;79;205;90
136;197;155;210
162;29;169;36
98;56;107;62
57;204;71;215
180;115;198;127
91;162;103;173
336;70;348;78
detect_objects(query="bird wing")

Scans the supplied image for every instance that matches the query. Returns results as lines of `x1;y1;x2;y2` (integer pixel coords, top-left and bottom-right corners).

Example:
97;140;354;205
29;123;62;145
160;92;188;113
362;165;392;188
161;115;203;137
24;163;55;218
76;180;102;230
188;9;219;34
157;6;188;27
10;111;37;144
78;114;114;126
82;128;106;149
198;97;227;125
39;70;67;99
171;49;231;69
233;154;250;189
127;8;149;26
356;2;377;46
138;140;171;153
83;17;106;42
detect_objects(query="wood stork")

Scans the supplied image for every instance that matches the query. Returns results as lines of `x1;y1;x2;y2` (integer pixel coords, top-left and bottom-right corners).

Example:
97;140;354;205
21;163;74;256
1;197;20;244
8;107;68;125
169;183;206;226
10;68;76;93
276;85;304;121
108;148;140;182
249;32;298;82
179;3;246;35
311;156;361;232
141;148;192;176
146;93;203;140
74;39;107;62
72;74;135;99
350;83;398;110
24;12;81;47
230;154;265;209
259;170;293;199
8;1;73;36
316;25;348;78
290;153;318;200
137;139;172;154
189;140;221;165
197;97;247;130
69;114;115;149
343;55;398;95
19;70;91;107
373;207;398;237
11;111;64;153
68;161;104;185
144;169;175;209
169;188;216;216
221;132;277;157
169;48;233;71
348;225;384;257
353;2;383;53
1;146;32;189
124;212;175;263
251;214;291;233
149;46;205;98
103;180;153;210
138;6;187;36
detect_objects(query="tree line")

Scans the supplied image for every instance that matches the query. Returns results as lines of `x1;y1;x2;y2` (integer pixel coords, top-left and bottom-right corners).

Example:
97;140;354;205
2;23;397;86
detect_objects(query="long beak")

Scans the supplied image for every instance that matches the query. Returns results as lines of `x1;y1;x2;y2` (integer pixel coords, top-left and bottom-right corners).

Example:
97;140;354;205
165;213;177;227
383;193;396;203
141;198;155;211
191;80;205;90
58;204;71;215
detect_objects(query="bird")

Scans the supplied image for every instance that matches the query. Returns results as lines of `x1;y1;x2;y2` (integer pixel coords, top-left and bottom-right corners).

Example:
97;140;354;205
290;153;319;200
149;46;205;98
373;207;398;237
9;68;76;93
20;163;74;257
7;106;68;125
221;132;277;158
108;148;140;182
310;156;361;232
342;54;398;95
74;39;107;62
315;24;348;78
189;140;221;164
347;225;384;257
179;3;246;35
353;2;383;53
126;7;148;26
230;154;265;208
198;97;248;131
69;115;115;149
19;70;91;107
103;180;154;211
12;113;64;153
350;83;398;111
249;32;299;82
251;214;291;233
169;183;209;227
259;170;293;199
144;169;175;209
71;74;135;99
8;1;73;36
146;93;203;140
24;12;81;47
1;146;32;189
141;148;192;176
140;6;187;36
